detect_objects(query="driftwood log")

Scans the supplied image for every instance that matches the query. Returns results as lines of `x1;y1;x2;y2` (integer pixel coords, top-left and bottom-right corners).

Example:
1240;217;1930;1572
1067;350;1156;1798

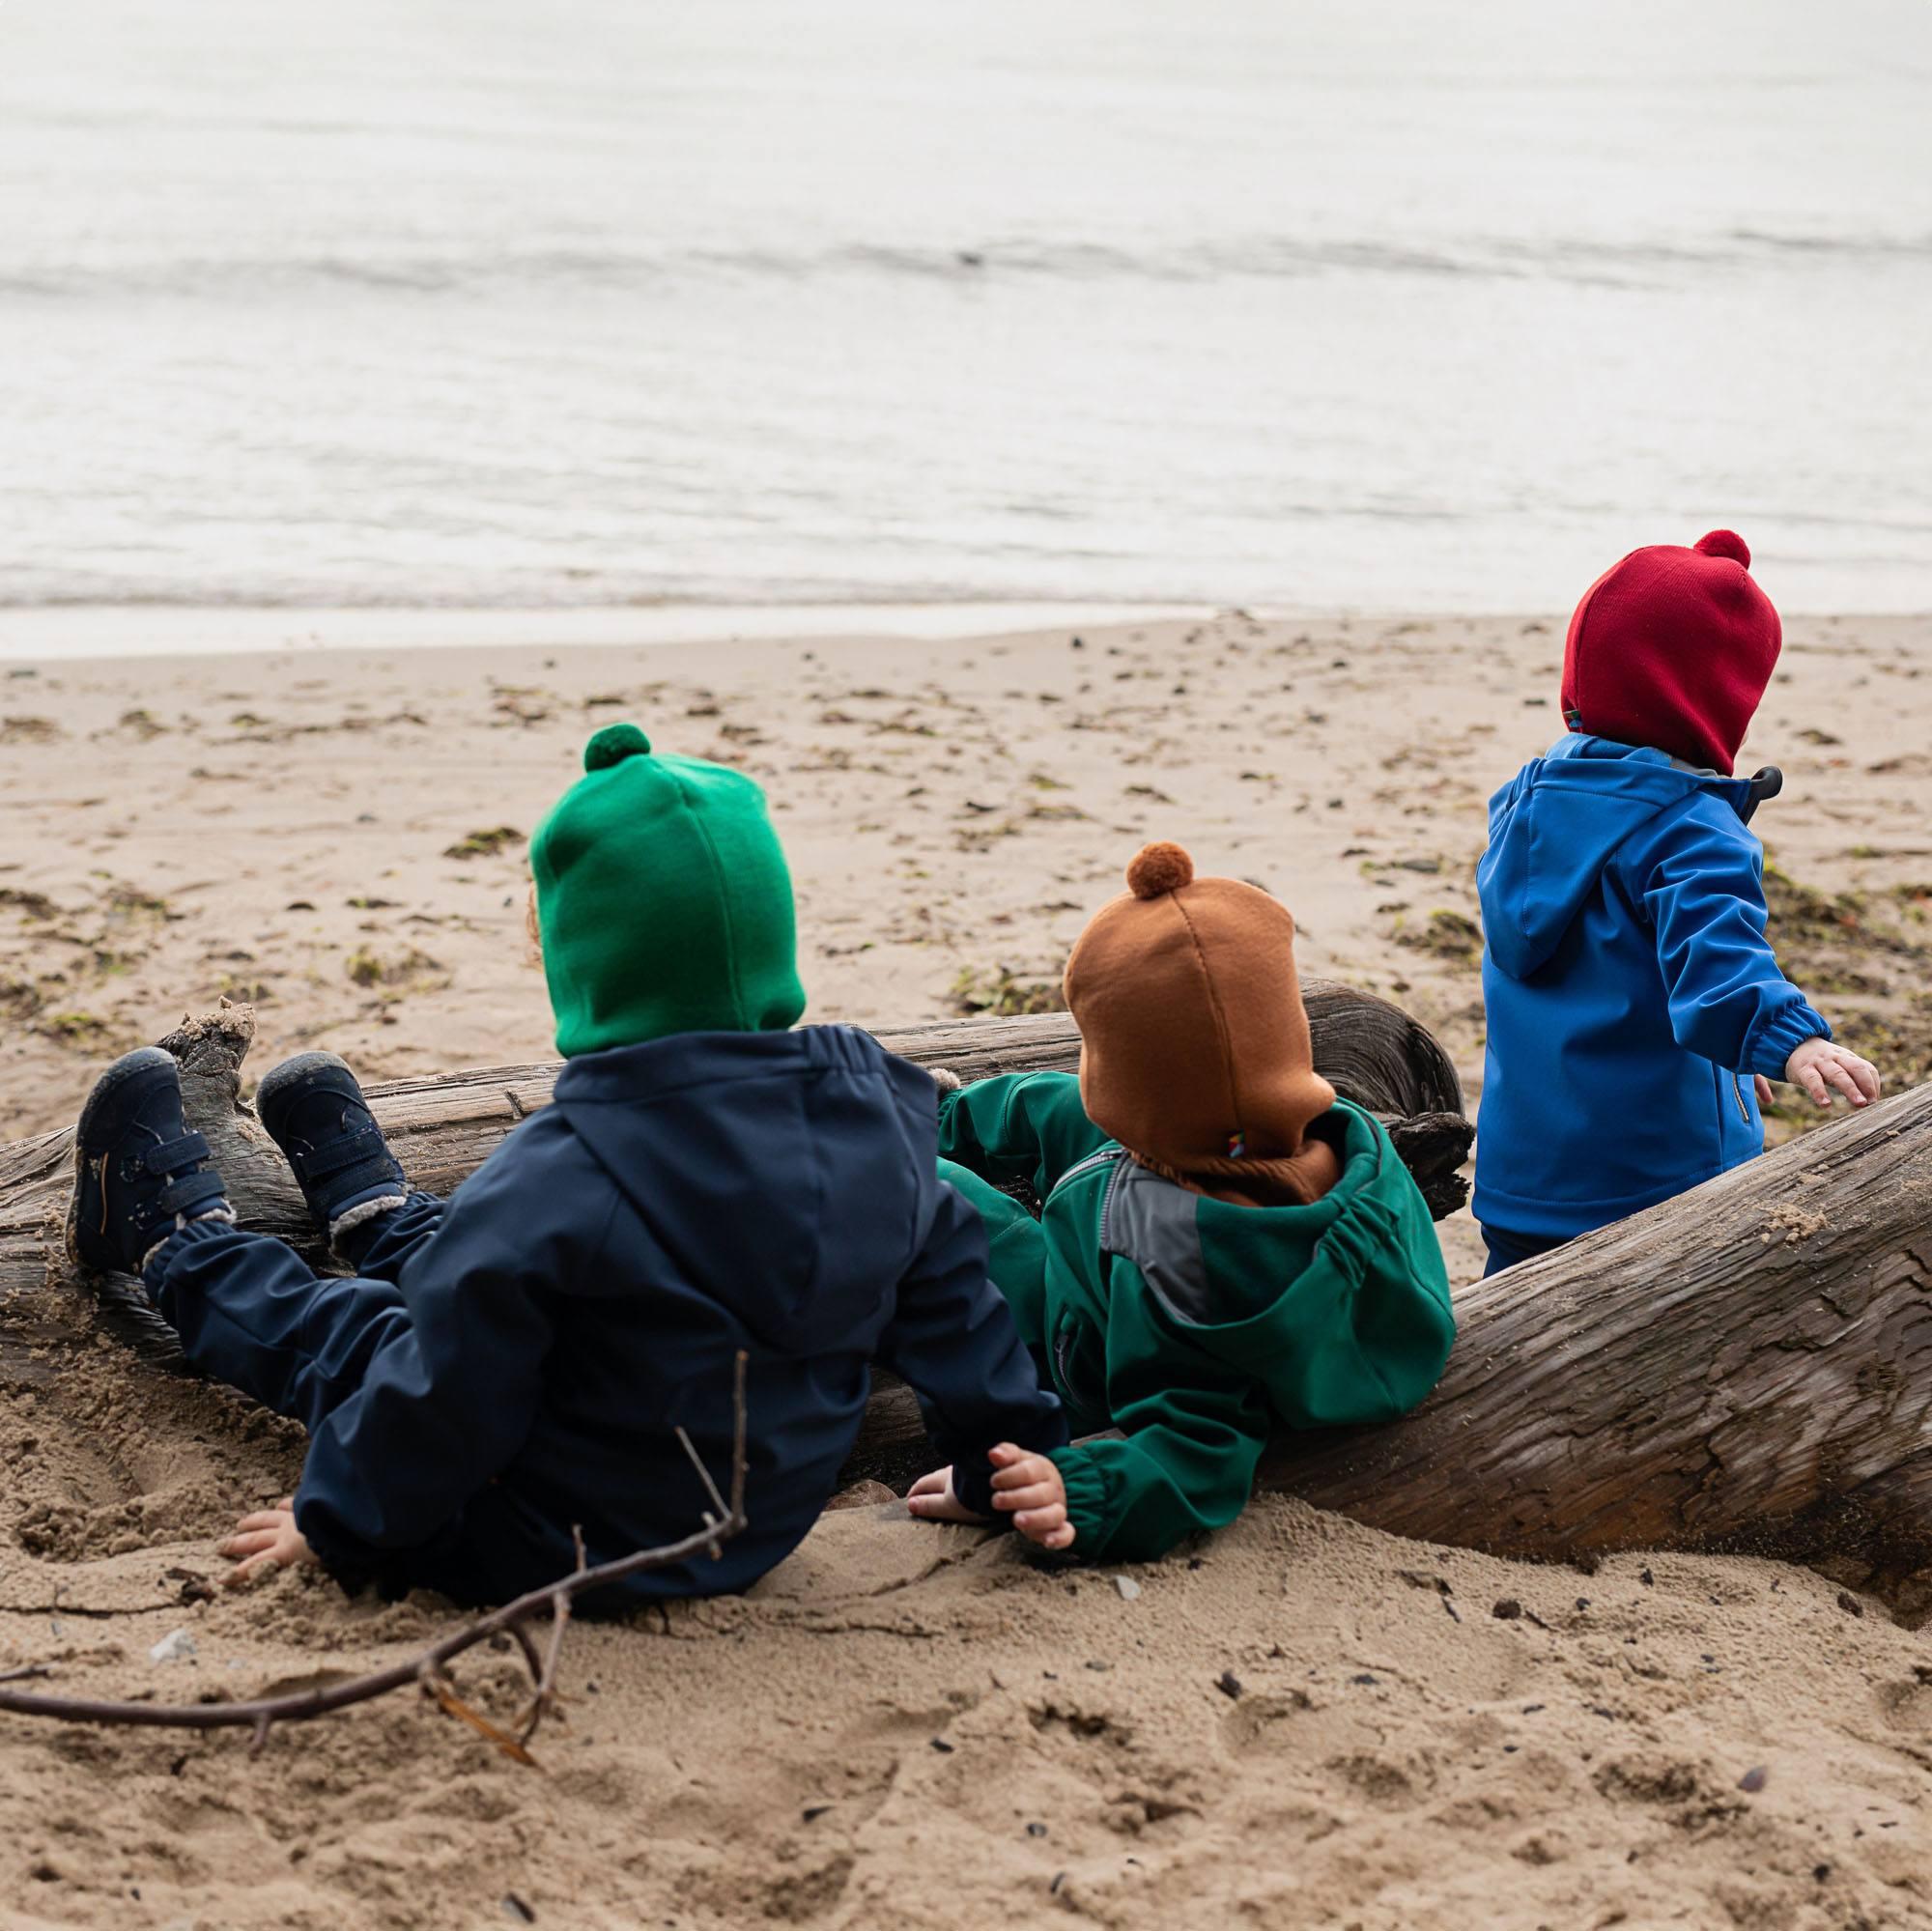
14;997;1932;1593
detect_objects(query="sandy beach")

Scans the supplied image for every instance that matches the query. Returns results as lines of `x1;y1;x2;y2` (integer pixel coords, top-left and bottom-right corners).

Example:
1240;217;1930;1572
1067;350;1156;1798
4;609;1932;1927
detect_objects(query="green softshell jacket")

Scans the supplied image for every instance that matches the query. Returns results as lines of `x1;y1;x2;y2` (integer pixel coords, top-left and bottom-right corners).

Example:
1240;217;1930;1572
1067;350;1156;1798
936;1071;1455;1563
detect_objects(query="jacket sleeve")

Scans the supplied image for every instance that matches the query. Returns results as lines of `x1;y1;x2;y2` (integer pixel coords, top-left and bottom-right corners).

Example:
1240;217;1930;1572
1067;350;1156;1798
1620;802;1831;1079
1048;1358;1271;1565
292;1124;607;1576
937;1071;1113;1197
877;1177;1066;1516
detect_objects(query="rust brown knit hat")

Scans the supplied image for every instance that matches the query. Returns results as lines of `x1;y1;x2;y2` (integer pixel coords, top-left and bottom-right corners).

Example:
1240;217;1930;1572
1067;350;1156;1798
1063;841;1340;1205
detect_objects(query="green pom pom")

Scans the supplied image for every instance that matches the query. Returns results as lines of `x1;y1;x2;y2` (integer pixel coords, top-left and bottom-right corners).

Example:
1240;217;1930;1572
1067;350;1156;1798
584;723;651;772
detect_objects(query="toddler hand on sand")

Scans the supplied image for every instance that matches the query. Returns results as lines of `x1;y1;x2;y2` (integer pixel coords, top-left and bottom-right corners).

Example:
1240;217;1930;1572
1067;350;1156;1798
987;1444;1075;1550
1781;1037;1881;1111
218;1498;318;1587
907;1445;1075;1551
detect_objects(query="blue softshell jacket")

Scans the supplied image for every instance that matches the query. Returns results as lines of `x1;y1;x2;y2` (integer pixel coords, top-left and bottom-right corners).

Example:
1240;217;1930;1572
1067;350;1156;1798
292;1026;1065;1601
1473;734;1829;1239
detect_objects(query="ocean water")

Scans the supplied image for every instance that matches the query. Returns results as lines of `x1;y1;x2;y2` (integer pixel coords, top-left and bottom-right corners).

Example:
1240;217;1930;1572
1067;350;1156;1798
2;0;1929;615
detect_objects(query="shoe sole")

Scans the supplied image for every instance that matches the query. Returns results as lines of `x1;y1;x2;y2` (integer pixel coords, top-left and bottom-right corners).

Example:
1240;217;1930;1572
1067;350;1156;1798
65;1046;181;1276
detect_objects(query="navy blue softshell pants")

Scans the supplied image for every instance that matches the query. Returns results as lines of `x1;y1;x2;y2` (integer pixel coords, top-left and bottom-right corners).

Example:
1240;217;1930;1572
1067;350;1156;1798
148;1195;446;1448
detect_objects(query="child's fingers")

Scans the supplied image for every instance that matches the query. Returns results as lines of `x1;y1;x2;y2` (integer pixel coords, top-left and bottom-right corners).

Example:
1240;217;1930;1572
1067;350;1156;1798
905;1491;950;1516
990;1456;1048;1491
987;1443;1023;1466
1842;1054;1882;1103
1819;1057;1868;1107
991;1481;1060;1513
1753;1074;1775;1109
1014;1503;1066;1538
906;1468;949;1499
217;1527;281;1557
1040;1522;1076;1550
221;1548;282;1589
1796;1063;1831;1107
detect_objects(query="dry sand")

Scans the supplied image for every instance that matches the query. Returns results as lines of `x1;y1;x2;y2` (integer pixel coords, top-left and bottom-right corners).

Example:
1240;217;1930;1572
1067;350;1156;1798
3;610;1931;1927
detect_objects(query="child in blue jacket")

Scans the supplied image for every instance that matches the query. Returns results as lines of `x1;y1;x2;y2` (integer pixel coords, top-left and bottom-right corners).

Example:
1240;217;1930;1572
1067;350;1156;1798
67;723;1065;1603
1475;530;1880;1275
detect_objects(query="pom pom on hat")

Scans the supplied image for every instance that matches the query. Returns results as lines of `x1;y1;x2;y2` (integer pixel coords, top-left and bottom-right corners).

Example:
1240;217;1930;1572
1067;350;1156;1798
1694;529;1751;569
1125;841;1194;899
584;723;652;771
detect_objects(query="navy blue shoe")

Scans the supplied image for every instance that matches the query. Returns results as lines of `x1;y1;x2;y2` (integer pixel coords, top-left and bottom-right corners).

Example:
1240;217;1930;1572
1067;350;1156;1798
68;1048;233;1275
254;1052;407;1237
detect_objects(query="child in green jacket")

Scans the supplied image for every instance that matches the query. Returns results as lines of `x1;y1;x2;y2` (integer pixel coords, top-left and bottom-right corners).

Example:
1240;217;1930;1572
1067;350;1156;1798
907;840;1455;1562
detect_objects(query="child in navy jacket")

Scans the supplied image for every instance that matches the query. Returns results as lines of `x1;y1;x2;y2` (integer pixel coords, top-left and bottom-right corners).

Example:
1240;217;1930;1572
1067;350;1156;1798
67;724;1065;1602
1475;531;1880;1275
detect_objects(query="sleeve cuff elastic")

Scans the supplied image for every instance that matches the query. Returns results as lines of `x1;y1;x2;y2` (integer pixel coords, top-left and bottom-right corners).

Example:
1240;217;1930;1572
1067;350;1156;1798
1747;999;1833;1081
1049;1446;1116;1561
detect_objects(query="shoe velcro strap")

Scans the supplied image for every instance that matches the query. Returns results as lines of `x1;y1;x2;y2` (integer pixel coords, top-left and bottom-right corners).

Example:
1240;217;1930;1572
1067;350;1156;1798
293;1122;390;1181
157;1169;229;1216
143;1132;212;1175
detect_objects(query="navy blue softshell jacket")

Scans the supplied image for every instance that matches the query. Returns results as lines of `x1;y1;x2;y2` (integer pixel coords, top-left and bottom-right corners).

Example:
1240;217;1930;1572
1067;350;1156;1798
1473;734;1829;1239
292;1026;1066;1603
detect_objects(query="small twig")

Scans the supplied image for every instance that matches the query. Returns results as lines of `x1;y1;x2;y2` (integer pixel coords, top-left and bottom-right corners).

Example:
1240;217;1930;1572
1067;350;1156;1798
503;1619;545;1690
0;1353;751;1757
677;1420;734;1560
433;1677;537;1766
676;1423;732;1526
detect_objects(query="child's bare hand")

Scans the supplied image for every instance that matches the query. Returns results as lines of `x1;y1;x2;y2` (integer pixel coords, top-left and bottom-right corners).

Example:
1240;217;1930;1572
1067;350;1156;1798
989;1443;1076;1551
218;1499;316;1587
1783;1037;1881;1111
1753;1073;1776;1110
905;1465;987;1524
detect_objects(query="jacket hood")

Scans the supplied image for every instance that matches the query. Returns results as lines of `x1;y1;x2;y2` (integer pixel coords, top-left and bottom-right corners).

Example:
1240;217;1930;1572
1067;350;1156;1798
1477;735;1760;981
1106;1102;1454;1428
551;1026;932;1353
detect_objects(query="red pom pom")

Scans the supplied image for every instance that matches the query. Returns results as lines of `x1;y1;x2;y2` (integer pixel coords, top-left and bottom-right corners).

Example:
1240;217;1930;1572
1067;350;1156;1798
1125;841;1194;899
1694;529;1750;569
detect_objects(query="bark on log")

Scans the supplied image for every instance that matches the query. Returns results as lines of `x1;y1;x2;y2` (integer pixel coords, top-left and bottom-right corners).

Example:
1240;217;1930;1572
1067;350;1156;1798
0;984;1469;1383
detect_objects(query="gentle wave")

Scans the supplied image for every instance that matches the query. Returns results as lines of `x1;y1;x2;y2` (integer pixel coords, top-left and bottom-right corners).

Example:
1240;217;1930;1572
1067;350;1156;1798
6;229;1931;302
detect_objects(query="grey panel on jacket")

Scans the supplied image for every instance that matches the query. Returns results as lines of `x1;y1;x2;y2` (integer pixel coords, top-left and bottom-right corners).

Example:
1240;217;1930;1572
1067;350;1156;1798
1101;1158;1212;1326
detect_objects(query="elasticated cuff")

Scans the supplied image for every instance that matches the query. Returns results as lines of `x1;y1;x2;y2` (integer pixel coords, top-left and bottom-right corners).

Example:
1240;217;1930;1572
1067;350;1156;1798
1746;999;1833;1081
952;1449;999;1520
138;1205;239;1291
1049;1446;1115;1561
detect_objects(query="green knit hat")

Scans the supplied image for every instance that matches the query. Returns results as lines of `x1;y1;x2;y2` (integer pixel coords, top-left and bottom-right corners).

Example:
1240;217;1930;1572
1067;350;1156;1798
529;723;806;1057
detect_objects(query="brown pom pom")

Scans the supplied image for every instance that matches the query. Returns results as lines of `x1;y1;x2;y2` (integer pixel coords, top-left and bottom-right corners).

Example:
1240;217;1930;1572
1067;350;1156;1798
1125;841;1194;899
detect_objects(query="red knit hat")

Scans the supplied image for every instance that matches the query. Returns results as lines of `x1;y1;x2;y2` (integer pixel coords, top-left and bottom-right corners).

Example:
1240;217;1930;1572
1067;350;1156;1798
1560;530;1780;775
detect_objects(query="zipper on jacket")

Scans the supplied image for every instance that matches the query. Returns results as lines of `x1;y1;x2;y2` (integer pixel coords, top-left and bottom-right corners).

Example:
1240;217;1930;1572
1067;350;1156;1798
1731;1072;1750;1124
1047;1144;1123;1204
1052;1320;1102;1417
